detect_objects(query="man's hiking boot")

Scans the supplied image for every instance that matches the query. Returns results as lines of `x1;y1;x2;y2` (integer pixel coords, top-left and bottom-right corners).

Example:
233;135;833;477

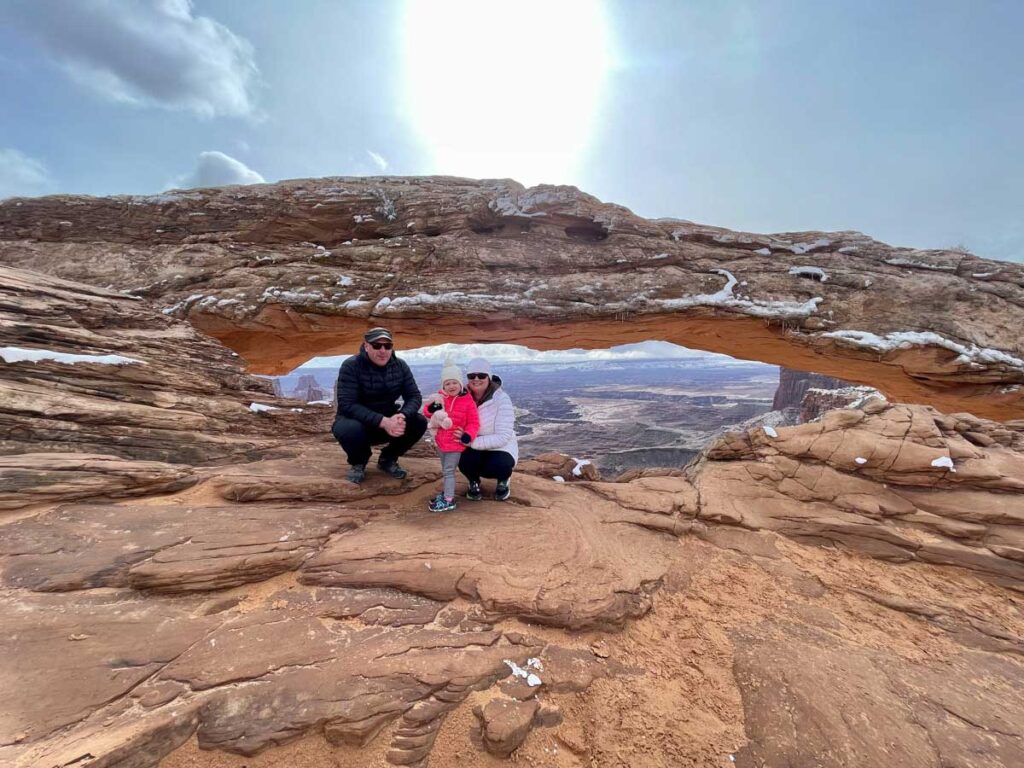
428;493;457;513
495;480;511;501
346;464;366;484
465;481;482;501
377;457;408;480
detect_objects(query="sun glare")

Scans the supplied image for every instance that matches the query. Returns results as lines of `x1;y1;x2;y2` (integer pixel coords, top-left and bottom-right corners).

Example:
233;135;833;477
402;0;610;186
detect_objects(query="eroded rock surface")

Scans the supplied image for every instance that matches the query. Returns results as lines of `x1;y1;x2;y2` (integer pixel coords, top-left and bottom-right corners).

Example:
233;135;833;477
2;178;1023;418
0;266;313;475
696;401;1024;589
733;624;1024;768
0;453;196;509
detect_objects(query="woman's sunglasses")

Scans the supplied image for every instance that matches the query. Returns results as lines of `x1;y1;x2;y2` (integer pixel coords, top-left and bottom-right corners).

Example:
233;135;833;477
467;372;489;380
369;342;393;350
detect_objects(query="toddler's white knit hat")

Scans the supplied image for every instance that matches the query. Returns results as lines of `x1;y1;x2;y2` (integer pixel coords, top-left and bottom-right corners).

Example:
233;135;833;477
440;356;463;386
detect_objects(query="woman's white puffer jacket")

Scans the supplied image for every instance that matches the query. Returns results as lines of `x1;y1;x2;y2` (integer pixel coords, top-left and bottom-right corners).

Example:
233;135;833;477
469;386;518;463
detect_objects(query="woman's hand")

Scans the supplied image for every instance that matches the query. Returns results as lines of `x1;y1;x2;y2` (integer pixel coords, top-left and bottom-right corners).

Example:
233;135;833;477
452;427;464;440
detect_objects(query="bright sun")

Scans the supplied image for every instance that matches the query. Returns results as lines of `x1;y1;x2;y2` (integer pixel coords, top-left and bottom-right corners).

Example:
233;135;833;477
402;0;610;186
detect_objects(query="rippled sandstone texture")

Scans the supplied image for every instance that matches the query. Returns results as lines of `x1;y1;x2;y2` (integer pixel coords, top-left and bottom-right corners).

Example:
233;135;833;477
1;182;1023;768
2;176;1023;419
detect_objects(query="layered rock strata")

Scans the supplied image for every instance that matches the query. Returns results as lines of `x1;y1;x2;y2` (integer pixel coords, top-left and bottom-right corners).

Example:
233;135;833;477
695;400;1024;590
2;178;1023;419
0;266;317;478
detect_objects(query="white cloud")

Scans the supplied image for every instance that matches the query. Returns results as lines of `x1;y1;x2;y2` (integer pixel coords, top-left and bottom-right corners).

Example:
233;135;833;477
170;151;265;190
7;0;259;118
366;150;389;172
0;148;52;199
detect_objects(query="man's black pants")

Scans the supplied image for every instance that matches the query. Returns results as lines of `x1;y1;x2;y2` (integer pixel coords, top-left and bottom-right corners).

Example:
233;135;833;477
332;412;428;466
458;448;515;483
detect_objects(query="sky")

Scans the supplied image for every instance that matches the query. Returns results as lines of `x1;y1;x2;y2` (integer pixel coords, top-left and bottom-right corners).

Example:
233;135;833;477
1;0;1022;265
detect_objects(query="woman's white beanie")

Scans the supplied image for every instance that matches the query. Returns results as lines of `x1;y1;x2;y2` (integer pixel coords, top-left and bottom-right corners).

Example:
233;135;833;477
440;356;463;386
465;357;491;377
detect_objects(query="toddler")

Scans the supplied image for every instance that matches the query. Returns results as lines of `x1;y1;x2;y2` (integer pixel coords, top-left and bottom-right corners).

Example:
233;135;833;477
422;359;479;512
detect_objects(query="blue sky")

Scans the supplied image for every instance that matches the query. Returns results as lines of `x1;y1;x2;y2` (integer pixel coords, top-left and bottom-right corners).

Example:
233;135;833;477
1;0;1022;262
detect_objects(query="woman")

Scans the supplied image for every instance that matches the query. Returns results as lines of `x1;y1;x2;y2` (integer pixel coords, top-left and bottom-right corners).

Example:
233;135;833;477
453;356;518;501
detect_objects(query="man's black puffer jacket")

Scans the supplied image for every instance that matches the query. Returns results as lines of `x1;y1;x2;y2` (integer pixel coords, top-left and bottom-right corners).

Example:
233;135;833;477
335;347;422;427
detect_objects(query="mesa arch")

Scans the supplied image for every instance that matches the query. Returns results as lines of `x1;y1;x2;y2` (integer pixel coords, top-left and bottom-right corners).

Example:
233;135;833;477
1;176;1022;419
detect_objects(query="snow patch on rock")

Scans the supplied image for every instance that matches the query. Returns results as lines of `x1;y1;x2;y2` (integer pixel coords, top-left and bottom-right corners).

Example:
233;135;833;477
1;347;144;366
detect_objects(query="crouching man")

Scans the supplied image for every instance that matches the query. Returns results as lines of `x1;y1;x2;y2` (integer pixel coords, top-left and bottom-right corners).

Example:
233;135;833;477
332;327;427;483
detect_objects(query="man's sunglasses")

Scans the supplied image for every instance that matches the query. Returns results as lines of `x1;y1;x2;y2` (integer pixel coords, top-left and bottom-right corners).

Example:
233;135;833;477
369;341;393;350
467;372;489;380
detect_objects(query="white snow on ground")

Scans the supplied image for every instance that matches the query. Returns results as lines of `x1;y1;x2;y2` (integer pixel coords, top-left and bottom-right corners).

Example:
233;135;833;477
777;238;831;255
883;257;956;271
488;190;549;218
656;269;823;319
788;266;828;282
553;476;565;482
336;275;353;286
571;458;592;476
161;293;205;315
308;399;332;405
755;248;771;255
763;425;778;438
972;272;995;278
353;214;375;223
821;330;1024;370
855;457;868;465
503;659;543;687
249;403;277;413
652;253;669;259
1;347;144;365
931;456;956;471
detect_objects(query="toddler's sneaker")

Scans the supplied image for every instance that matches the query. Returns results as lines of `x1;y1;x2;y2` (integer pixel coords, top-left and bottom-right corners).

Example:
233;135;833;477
428;494;457;513
494;480;511;501
466;481;482;501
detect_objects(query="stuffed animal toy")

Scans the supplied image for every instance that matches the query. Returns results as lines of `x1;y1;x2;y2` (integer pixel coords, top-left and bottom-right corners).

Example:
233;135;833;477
423;392;453;431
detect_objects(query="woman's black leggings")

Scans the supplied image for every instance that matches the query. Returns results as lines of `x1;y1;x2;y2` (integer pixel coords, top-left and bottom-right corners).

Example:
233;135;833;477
458;448;515;483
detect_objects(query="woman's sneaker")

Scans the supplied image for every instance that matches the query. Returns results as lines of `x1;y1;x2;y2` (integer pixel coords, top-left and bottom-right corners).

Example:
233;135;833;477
494;480;511;501
428;494;457;513
466;481;482;501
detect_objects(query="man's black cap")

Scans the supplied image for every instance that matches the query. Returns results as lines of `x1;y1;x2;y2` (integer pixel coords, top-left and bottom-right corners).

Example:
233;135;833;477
364;327;393;343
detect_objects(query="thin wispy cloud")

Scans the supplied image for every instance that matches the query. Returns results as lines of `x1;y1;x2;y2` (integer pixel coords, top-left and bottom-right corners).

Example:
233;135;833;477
169;151;265;190
6;0;259;118
366;150;389;172
0;148;52;199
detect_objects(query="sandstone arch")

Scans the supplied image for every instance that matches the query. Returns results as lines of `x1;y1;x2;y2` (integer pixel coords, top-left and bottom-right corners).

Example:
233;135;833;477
2;177;1022;420
3;226;1024;767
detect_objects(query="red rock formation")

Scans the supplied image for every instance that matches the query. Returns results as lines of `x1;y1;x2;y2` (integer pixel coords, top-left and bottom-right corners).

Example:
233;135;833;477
2;178;1022;419
290;373;327;402
3;187;1024;768
0;266;318;471
694;400;1024;591
772;366;850;410
799;384;883;422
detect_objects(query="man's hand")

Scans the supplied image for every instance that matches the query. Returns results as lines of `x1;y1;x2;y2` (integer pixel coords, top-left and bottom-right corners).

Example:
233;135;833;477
380;415;406;437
